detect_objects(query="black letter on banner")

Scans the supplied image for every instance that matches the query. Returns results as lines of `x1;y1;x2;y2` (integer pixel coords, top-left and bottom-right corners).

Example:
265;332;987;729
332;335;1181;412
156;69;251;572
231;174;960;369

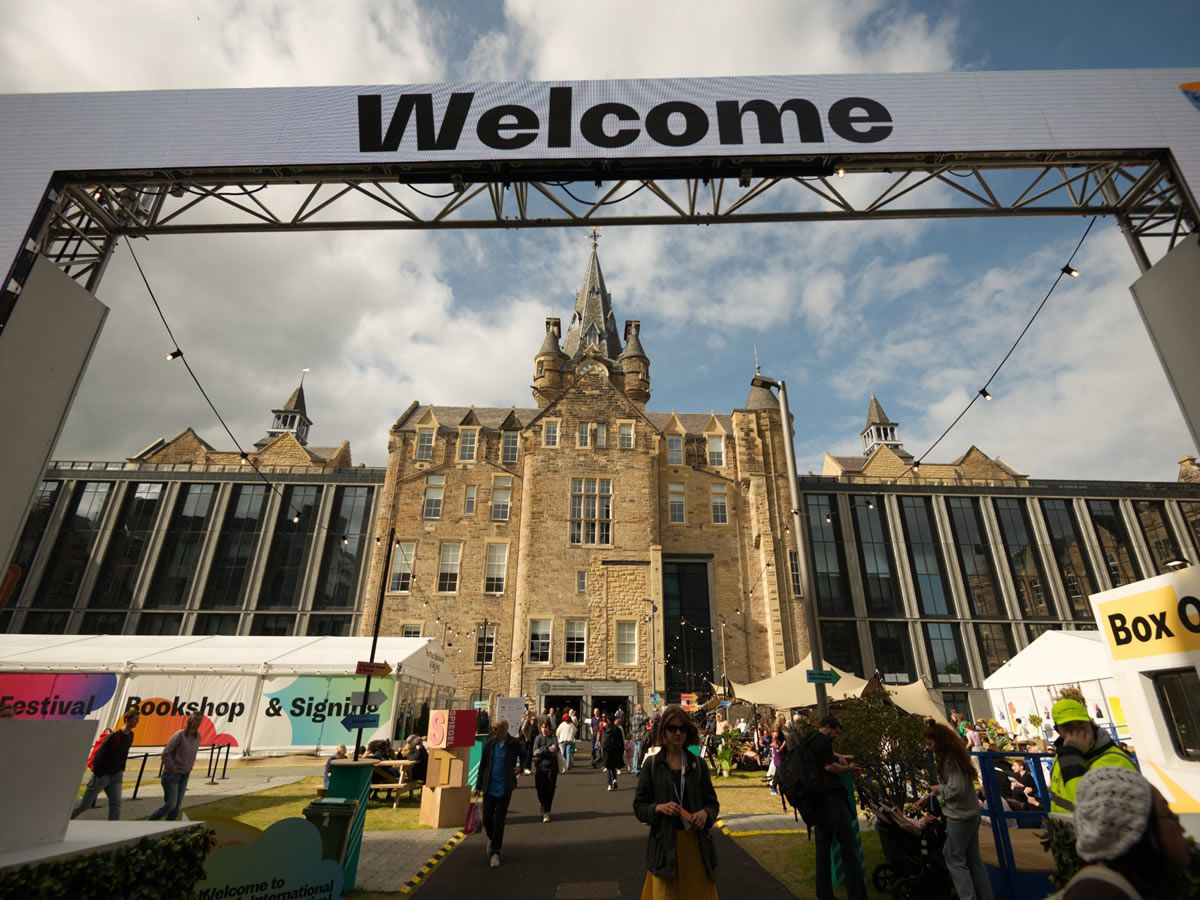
645;101;709;147
477;104;540;150
548;87;572;148
359;93;474;152
716;99;824;145
579;103;640;149
1178;596;1200;633
1108;613;1132;645
828;97;893;143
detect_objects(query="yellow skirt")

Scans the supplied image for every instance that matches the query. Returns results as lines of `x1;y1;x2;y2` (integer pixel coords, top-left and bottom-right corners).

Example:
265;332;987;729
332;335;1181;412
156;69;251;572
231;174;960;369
640;830;718;900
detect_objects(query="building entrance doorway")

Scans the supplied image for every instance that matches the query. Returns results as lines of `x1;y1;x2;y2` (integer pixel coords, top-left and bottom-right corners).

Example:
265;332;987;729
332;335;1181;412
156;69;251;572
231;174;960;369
542;694;581;722
592;694;629;722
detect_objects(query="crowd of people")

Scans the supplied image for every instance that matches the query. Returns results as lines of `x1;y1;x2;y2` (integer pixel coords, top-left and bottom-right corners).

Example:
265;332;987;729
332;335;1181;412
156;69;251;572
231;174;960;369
40;687;1191;898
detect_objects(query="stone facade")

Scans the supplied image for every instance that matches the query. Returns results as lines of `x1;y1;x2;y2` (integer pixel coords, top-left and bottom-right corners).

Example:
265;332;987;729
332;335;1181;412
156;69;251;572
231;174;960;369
361;248;806;710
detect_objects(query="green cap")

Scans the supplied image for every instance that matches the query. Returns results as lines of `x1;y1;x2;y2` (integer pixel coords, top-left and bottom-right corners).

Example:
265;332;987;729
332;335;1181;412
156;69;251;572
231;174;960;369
1052;698;1090;725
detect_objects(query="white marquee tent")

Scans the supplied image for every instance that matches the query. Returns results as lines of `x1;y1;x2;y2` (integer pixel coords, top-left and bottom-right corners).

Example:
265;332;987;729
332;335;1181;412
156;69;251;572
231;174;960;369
982;630;1125;737
0;635;455;754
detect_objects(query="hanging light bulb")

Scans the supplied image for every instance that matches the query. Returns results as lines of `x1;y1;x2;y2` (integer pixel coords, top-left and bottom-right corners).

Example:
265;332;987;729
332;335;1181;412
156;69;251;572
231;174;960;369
979;388;992;401
165;349;183;361
292;513;300;524
1061;265;1079;278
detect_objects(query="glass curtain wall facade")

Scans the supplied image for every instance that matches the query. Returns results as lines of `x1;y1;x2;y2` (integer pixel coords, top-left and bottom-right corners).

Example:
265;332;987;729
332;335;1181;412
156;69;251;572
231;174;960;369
796;481;1199;707
4;467;380;637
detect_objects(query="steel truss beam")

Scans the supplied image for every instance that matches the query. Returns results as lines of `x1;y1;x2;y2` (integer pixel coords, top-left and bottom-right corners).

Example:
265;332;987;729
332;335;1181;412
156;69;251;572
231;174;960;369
27;149;1200;289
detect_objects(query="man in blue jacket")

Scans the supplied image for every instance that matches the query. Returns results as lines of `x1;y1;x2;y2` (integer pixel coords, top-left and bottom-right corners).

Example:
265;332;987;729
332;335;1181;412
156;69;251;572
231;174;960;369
473;719;523;868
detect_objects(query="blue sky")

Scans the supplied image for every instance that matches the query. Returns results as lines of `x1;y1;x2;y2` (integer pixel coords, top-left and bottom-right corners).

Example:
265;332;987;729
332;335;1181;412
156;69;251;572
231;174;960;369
1;1;1196;479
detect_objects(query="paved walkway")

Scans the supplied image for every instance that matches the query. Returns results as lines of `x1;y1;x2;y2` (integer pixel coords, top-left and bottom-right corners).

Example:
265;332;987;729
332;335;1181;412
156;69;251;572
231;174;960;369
418;766;797;898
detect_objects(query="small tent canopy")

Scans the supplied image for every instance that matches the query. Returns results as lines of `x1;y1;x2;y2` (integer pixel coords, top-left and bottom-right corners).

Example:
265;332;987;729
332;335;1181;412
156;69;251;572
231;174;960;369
730;656;948;722
729;655;870;708
982;630;1111;691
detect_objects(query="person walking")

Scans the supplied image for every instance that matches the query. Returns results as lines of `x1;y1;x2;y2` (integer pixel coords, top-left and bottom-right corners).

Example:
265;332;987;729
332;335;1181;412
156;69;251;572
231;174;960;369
1059;766;1190;899
630;704;649;774
632;704;719;899
589;707;602;767
603;714;626;791
533;718;560;822
800;714;869;900
923;722;993;900
519;711;538;776
71;709;140;821
556;713;577;773
148;712;203;821
1048;698;1136;814
473;719;523;868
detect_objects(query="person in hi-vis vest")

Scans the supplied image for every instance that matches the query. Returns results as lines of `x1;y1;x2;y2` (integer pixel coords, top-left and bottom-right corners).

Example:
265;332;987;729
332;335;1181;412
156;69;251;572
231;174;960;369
1048;698;1136;814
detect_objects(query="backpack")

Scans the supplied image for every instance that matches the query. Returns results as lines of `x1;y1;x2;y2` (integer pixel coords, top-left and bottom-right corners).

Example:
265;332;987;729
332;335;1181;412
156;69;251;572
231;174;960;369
777;732;825;826
87;728;113;772
605;726;624;756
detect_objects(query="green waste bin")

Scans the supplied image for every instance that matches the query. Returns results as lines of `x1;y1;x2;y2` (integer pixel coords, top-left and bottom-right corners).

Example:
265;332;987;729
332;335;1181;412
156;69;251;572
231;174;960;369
302;797;360;866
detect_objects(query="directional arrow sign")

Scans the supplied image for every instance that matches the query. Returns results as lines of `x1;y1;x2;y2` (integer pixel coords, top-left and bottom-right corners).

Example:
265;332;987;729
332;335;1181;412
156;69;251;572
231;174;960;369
341;713;381;731
350;690;387;707
806;668;842;686
355;660;391;677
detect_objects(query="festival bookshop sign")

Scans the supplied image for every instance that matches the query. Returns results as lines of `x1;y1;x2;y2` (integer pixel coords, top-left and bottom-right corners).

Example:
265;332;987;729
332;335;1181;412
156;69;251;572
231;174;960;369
0;671;394;752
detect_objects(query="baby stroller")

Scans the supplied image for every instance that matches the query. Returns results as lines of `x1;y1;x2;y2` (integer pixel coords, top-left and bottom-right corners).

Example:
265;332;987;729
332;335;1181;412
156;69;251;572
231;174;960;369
870;805;954;899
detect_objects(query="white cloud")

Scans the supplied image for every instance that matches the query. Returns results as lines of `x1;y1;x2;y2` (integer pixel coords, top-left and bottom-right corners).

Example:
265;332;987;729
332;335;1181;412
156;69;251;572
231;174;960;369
478;0;957;80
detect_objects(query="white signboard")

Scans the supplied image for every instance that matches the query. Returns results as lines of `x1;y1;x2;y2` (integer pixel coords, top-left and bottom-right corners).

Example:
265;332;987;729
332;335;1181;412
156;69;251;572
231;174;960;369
495;695;526;728
0;69;1198;279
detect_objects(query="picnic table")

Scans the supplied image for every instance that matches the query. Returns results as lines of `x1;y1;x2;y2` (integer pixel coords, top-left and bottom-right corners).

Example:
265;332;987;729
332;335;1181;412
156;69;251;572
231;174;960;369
369;759;420;808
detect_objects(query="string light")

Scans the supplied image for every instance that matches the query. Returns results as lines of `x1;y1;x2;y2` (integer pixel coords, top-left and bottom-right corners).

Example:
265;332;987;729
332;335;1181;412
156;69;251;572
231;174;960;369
165;349;182;361
892;217;1095;484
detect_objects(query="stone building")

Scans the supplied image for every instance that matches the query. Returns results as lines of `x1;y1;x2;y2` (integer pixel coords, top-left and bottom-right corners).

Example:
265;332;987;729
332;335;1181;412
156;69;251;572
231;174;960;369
8;246;1200;724
362;244;806;716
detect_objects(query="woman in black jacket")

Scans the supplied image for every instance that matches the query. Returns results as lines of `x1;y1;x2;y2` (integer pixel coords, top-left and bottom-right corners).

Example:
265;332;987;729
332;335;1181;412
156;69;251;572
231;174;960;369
532;717;560;822
603;713;627;790
633;705;719;899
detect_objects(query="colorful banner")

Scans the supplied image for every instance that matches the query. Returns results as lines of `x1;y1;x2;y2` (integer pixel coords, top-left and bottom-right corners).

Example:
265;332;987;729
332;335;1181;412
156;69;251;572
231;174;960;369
254;675;394;749
0;672;117;720
118;674;255;748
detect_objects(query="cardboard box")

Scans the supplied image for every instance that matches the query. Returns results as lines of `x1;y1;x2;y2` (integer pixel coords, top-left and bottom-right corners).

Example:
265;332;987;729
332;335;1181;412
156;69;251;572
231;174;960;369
419;785;472;829
427;747;472;788
427;709;478;749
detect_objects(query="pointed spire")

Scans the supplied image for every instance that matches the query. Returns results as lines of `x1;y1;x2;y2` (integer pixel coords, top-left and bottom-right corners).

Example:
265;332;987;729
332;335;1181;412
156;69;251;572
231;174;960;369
563;240;622;361
864;394;894;431
257;371;313;448
860;394;903;457
618;320;647;360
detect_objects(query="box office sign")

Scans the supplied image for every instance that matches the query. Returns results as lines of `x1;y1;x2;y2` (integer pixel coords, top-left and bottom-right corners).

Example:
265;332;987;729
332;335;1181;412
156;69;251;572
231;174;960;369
1094;581;1200;662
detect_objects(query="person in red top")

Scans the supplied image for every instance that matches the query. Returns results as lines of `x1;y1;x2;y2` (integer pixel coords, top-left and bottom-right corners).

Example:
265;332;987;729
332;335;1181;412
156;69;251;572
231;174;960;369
71;709;140;821
148;712;203;821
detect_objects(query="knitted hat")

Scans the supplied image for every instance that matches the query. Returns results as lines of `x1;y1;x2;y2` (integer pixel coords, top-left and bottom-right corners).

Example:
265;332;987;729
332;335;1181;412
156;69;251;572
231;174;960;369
1052;698;1090;725
1072;767;1154;861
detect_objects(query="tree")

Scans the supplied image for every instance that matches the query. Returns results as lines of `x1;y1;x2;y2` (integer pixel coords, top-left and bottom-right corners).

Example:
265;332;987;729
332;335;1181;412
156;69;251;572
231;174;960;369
832;695;931;809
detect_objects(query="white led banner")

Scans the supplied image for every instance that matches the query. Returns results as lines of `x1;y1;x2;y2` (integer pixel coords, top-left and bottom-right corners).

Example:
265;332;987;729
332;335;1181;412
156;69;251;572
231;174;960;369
0;69;1199;274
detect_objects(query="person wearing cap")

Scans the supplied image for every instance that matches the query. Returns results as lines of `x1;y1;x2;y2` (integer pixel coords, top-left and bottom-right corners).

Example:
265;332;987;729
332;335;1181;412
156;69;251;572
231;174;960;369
1061;766;1189;899
1049;698;1136;815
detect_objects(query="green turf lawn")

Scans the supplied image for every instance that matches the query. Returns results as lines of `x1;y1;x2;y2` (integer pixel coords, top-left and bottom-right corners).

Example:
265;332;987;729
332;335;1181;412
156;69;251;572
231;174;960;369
734;831;889;899
184;776;428;832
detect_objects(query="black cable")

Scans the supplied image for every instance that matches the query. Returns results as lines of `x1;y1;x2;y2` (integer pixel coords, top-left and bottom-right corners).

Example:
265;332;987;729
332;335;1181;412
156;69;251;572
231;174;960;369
898;216;1097;475
181;184;268;198
406;184;459;199
124;236;290;507
552;181;648;207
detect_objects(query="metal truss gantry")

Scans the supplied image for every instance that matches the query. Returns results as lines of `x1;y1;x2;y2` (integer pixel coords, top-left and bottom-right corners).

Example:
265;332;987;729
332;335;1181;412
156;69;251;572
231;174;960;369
21;148;1200;294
